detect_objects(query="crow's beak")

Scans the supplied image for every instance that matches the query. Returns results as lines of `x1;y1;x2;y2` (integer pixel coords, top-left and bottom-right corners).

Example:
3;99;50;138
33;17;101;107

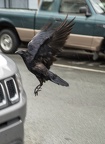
15;51;18;54
15;50;23;55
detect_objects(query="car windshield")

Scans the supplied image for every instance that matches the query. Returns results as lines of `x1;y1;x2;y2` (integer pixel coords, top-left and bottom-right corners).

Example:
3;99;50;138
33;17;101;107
90;0;105;13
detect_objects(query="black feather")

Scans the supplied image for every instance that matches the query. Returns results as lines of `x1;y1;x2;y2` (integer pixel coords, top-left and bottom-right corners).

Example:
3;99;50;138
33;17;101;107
48;71;69;86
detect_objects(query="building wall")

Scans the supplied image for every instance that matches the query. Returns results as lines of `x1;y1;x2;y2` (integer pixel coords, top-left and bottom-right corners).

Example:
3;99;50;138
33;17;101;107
10;0;28;9
0;0;39;9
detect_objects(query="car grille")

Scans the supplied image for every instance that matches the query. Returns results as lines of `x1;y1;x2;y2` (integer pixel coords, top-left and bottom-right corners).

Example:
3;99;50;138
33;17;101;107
0;76;19;109
0;84;5;102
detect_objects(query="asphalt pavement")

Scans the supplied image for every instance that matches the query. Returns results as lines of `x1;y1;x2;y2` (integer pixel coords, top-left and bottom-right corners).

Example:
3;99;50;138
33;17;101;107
8;52;105;144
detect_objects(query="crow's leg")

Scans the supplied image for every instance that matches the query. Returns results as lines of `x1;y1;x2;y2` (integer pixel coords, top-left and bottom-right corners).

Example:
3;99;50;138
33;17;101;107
34;84;42;96
34;82;43;96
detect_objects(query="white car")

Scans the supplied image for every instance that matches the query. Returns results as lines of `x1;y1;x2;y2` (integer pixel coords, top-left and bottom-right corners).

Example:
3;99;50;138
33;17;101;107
0;53;27;144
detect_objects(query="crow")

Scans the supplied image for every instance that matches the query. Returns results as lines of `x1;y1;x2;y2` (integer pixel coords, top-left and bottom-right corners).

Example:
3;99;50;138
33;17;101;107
16;15;75;96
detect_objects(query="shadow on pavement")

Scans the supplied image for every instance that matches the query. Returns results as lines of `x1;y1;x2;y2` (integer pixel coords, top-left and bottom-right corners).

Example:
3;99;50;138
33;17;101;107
58;49;105;62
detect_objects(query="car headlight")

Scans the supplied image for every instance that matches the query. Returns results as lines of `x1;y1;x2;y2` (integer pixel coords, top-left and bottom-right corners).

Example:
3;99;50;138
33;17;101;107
15;70;24;93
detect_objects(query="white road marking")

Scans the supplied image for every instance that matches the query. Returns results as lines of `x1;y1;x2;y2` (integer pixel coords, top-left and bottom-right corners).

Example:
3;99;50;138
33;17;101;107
54;63;105;74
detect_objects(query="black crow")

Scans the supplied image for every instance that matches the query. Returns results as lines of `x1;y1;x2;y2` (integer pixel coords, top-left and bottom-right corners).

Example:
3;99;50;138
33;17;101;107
16;15;75;96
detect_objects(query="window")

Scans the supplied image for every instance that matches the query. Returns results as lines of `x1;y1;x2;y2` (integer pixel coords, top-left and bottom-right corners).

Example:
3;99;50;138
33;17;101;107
0;0;28;9
0;0;7;8
9;0;28;9
60;0;86;14
40;0;54;11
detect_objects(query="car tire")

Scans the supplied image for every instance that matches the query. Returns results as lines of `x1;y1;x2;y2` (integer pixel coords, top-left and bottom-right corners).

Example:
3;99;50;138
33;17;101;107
0;29;20;54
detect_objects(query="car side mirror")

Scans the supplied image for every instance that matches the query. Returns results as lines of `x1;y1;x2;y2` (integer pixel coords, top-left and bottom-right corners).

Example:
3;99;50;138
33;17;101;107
79;6;91;17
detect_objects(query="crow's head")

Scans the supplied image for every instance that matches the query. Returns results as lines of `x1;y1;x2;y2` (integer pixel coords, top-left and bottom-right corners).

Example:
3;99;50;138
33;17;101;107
15;50;27;60
15;50;31;64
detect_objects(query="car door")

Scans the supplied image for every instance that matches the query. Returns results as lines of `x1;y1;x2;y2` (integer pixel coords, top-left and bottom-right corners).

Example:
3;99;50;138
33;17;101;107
57;0;95;50
35;0;95;50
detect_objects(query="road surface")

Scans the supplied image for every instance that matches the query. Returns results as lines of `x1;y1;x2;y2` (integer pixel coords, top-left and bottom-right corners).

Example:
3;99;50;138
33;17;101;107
8;53;105;144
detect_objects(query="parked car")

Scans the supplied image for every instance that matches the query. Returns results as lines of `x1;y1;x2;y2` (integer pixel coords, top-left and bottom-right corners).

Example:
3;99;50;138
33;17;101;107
0;0;105;60
0;53;27;144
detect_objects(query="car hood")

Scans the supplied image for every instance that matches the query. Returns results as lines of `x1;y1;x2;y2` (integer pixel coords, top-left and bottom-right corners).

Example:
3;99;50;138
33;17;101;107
0;53;18;80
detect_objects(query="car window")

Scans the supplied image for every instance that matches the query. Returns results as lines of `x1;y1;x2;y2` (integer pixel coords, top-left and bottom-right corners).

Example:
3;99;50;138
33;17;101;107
40;0;54;11
59;0;87;14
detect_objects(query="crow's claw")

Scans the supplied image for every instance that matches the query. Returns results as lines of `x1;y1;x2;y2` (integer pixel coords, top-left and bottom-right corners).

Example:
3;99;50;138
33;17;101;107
34;85;42;96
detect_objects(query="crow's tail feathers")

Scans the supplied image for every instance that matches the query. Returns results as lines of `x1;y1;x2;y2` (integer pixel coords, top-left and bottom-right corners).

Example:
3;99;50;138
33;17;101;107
48;71;69;87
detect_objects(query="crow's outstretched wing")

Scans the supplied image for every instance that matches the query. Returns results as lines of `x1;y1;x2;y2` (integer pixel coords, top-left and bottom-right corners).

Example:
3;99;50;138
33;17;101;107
48;17;75;54
28;15;74;62
27;22;54;61
35;16;75;69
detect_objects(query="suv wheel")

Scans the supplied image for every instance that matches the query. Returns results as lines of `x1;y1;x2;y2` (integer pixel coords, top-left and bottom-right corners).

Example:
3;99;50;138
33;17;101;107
0;29;20;54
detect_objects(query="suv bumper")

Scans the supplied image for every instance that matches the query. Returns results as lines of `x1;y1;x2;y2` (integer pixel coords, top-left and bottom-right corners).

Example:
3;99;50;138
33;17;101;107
0;90;27;144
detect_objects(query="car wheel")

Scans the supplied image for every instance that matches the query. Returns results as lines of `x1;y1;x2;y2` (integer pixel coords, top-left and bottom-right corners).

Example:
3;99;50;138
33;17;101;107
0;29;20;54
